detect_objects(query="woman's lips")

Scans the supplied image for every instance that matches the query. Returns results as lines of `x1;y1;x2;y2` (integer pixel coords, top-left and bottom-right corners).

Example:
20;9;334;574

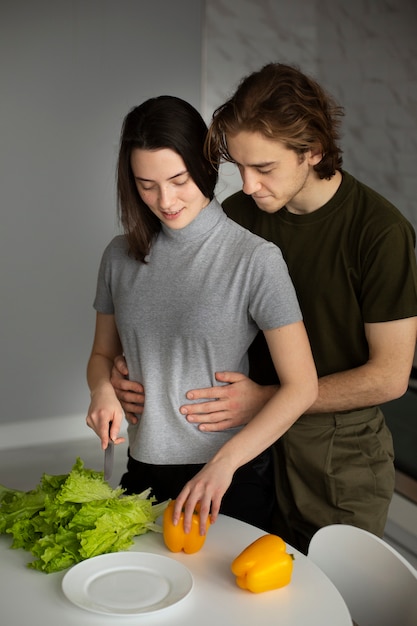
161;208;183;220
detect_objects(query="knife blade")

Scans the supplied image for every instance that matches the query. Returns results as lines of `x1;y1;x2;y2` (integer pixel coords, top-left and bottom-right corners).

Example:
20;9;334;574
104;428;114;481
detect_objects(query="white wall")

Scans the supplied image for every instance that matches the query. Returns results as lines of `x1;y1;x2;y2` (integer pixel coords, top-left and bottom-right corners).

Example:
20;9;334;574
0;0;203;433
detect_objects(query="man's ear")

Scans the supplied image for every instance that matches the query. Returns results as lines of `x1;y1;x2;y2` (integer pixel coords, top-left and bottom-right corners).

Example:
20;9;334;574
308;144;324;166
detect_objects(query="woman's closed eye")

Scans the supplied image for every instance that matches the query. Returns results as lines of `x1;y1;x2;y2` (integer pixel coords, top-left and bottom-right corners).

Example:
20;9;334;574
172;174;190;186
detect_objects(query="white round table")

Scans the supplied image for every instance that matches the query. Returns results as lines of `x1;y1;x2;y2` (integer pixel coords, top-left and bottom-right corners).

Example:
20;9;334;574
0;514;352;625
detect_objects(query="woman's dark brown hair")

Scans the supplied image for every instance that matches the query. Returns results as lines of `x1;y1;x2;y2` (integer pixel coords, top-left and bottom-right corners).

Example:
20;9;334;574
206;63;344;180
117;96;218;262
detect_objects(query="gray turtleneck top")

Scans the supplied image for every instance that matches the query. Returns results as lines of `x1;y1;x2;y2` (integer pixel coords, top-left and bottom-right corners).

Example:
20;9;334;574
94;199;302;464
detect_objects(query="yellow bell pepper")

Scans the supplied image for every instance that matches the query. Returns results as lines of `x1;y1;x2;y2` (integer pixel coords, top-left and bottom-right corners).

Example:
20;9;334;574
163;500;210;554
231;534;294;593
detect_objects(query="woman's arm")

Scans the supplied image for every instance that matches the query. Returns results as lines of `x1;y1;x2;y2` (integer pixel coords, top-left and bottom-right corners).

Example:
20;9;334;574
173;320;318;533
86;312;125;449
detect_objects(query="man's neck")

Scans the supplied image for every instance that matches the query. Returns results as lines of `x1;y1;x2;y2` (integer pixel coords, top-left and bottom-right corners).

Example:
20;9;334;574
286;170;343;215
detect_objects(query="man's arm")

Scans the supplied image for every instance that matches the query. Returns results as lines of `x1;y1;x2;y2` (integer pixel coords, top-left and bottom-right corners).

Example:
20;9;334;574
179;317;417;422
111;355;145;424
307;317;417;413
112;316;417;429
111;355;277;428
180;370;276;429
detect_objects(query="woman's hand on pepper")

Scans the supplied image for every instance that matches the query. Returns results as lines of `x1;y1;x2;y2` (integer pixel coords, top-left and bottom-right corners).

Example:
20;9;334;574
173;459;234;534
163;500;210;553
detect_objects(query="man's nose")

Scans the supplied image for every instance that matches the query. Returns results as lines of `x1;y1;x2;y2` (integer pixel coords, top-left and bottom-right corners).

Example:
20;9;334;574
241;170;261;195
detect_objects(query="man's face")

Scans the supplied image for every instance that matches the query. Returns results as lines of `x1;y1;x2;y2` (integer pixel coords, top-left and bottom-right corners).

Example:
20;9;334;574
226;131;319;215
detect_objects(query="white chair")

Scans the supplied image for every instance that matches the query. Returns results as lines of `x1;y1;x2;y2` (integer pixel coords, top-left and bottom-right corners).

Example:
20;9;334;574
307;524;417;626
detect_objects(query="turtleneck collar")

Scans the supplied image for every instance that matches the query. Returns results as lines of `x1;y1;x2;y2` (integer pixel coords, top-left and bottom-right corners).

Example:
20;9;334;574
160;198;225;242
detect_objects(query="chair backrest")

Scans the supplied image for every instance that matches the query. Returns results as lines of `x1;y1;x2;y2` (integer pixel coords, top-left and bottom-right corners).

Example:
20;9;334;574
307;524;417;626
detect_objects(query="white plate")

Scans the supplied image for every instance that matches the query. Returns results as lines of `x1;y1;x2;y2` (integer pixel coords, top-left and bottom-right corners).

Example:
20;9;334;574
62;551;193;616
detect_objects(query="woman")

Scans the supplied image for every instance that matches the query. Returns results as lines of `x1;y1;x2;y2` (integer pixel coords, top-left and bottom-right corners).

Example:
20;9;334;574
86;95;317;534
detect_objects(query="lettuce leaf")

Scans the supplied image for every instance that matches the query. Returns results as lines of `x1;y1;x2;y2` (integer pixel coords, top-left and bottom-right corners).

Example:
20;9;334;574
0;457;168;573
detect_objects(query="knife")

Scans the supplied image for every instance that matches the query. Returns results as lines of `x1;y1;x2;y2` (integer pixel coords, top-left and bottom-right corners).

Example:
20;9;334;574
104;426;114;481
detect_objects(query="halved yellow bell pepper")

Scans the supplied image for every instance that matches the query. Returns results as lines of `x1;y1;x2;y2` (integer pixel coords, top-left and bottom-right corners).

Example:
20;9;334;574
231;534;294;593
163;500;210;554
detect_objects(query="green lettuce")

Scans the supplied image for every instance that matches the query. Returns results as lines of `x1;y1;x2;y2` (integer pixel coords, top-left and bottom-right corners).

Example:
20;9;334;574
0;457;167;573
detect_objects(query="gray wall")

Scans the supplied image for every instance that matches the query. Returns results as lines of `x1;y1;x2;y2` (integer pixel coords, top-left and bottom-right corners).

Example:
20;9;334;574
0;0;203;431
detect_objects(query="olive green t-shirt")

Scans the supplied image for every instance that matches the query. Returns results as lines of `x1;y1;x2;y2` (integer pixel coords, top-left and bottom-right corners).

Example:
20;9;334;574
223;171;417;381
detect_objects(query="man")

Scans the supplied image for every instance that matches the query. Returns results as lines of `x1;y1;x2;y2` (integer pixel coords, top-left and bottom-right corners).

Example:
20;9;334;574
111;63;417;553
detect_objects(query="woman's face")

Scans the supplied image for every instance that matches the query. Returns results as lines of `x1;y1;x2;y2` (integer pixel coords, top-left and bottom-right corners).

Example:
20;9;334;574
131;148;210;229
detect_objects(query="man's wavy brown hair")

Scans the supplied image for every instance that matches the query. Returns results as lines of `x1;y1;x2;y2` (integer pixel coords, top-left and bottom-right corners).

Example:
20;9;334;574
206;63;344;180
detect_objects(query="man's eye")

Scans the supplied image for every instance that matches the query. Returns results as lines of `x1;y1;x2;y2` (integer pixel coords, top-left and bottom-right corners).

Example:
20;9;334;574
258;169;272;175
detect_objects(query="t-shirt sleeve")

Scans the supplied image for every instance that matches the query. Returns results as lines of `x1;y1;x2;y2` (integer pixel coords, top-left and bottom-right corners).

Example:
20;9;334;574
248;242;303;329
93;244;115;315
361;221;417;322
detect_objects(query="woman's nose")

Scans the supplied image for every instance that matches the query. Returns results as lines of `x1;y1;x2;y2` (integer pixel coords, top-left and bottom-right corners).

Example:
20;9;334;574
159;185;175;208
